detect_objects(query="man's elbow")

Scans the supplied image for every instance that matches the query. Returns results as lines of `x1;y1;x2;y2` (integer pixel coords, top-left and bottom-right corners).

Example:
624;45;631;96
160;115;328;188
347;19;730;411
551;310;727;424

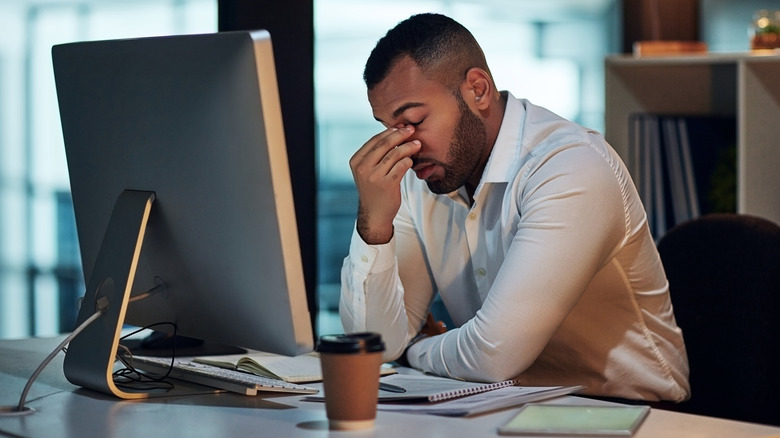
462;348;537;383
474;362;528;382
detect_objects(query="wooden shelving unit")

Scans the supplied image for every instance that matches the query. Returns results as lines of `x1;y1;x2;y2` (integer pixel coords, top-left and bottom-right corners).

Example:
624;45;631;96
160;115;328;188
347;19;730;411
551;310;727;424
605;52;780;225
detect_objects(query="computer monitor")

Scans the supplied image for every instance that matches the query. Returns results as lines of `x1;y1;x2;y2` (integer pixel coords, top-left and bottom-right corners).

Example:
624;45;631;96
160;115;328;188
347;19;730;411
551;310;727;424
52;30;313;399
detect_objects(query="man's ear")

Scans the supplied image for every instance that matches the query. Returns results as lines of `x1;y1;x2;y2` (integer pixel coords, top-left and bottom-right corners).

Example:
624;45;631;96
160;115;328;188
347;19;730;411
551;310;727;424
462;67;493;111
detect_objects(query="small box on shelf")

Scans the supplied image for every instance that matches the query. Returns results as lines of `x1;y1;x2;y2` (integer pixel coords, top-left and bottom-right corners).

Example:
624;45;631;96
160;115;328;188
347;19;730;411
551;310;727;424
633;40;708;57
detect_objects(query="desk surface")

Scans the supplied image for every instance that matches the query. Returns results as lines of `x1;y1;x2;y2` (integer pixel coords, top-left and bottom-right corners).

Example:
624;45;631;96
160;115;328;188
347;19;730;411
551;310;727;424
2;336;779;438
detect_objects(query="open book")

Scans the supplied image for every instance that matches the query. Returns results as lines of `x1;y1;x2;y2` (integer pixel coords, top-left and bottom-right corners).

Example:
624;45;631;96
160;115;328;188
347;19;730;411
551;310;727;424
193;351;396;384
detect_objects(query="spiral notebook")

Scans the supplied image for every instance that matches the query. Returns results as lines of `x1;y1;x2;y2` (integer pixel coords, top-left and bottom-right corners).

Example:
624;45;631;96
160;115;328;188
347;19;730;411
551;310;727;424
375;374;521;402
378;384;585;417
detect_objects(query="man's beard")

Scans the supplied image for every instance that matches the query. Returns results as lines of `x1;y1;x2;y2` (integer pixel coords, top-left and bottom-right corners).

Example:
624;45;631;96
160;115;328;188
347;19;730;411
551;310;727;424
425;92;488;195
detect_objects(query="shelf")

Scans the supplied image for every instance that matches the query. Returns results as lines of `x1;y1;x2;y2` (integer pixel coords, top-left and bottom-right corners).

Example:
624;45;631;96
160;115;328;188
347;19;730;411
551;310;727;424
605;52;780;226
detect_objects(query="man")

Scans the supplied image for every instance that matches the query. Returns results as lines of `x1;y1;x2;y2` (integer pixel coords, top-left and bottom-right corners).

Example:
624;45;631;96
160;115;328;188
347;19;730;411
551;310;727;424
340;13;690;402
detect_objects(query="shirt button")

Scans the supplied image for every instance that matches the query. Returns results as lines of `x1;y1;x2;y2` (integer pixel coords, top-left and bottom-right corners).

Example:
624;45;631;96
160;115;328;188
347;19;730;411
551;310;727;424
468;212;477;220
476;268;486;277
361;255;369;263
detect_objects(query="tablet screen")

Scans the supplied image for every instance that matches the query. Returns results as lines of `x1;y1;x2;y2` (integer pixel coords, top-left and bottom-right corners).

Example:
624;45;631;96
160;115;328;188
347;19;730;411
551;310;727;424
498;404;651;436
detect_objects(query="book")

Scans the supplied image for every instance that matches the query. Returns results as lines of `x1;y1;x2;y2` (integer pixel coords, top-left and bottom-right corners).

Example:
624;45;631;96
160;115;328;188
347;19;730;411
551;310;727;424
194;351;322;383
676;118;700;218
630;113;667;239
193;351;395;384
649;115;666;238
662;117;689;224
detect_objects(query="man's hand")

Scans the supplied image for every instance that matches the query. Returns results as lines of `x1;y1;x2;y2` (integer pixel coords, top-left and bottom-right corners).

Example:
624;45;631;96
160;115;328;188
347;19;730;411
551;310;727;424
420;312;448;337
396;312;447;368
349;126;421;244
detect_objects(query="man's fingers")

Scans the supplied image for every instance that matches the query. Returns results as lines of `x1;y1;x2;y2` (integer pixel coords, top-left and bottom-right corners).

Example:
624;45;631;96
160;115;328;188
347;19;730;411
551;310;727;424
348;126;420;245
420;312;448;337
352;138;420;185
352;126;415;165
379;139;419;172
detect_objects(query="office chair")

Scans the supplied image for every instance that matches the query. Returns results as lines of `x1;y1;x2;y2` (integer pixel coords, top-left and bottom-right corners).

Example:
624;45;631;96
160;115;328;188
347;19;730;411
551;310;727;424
656;213;780;426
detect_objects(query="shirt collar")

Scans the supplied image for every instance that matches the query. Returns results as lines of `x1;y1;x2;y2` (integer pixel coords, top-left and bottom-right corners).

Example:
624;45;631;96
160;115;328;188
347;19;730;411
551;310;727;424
448;91;525;205
480;91;525;184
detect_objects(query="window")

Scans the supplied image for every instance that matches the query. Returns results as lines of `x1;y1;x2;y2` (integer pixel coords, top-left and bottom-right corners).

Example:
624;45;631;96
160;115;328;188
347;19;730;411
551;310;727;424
1;0;619;340
0;0;216;339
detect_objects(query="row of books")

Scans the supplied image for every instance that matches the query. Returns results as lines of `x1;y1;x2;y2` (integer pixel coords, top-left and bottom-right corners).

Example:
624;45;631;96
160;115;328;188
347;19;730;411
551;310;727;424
628;114;736;240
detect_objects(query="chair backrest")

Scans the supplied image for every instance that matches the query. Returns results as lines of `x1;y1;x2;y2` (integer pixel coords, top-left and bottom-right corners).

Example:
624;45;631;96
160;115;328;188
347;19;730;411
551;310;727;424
657;213;780;426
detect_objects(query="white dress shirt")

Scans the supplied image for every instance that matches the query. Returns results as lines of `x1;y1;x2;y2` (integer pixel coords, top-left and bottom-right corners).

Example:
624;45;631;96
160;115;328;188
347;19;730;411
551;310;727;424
340;93;690;402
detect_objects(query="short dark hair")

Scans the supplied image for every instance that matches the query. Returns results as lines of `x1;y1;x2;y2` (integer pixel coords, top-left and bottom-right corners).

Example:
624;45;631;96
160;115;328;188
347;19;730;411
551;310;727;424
363;13;492;91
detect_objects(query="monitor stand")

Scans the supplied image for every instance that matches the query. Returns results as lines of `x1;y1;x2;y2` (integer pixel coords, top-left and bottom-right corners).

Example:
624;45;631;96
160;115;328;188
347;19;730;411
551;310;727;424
63;190;157;399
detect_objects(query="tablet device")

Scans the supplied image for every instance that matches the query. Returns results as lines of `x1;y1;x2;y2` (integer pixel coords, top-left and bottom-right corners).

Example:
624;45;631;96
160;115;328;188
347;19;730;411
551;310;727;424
498;404;651;436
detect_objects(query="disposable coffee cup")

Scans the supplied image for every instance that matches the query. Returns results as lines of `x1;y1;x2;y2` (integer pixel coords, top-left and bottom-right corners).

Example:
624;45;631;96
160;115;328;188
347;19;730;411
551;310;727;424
317;332;385;430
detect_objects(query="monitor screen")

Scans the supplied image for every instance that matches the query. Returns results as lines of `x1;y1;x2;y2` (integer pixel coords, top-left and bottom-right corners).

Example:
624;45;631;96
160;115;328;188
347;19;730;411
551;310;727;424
52;30;313;397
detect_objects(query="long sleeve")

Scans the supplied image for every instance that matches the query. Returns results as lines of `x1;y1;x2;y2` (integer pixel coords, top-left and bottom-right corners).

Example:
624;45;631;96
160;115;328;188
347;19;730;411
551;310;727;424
339;202;435;361
406;142;629;382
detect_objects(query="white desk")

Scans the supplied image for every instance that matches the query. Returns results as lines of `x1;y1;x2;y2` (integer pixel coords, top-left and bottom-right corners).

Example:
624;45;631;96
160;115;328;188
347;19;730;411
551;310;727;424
2;336;779;438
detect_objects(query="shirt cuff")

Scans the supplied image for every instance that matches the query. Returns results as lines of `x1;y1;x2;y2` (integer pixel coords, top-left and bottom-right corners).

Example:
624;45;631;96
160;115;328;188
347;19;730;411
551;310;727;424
349;226;396;276
404;334;428;370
